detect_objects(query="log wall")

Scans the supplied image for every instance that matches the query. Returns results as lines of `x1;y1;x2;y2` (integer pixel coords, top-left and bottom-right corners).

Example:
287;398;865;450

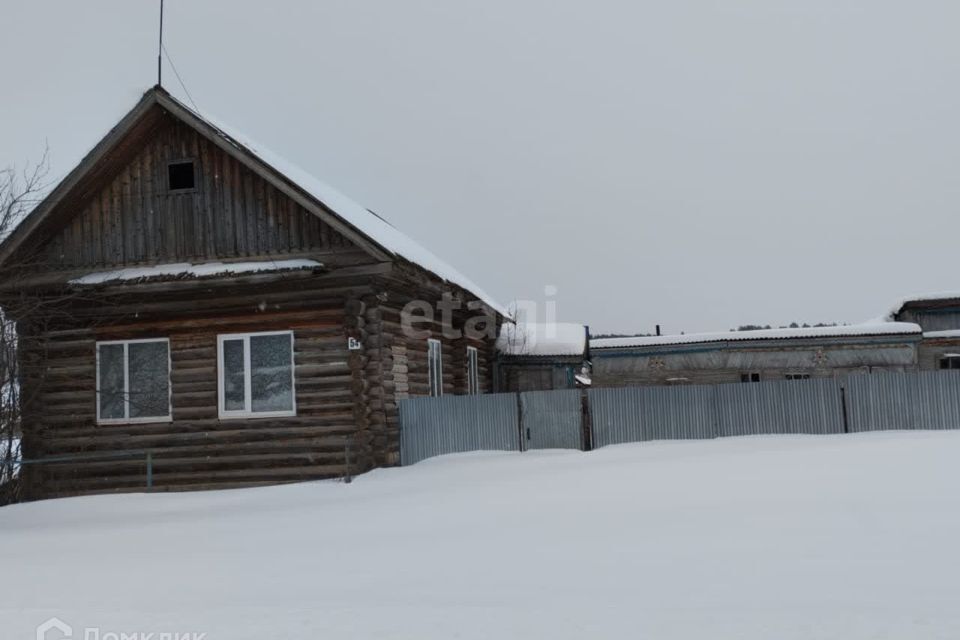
16;274;380;498
15;270;500;499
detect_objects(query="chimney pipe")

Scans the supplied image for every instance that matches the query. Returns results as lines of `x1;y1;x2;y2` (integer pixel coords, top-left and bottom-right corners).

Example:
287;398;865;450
655;324;661;336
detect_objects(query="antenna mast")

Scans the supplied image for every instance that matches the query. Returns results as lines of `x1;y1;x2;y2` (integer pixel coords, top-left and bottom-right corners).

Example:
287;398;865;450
157;0;164;86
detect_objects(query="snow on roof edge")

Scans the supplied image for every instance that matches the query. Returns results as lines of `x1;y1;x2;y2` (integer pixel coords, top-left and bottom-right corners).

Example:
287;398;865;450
591;322;922;350
171;96;508;318
881;291;960;322
923;329;960;339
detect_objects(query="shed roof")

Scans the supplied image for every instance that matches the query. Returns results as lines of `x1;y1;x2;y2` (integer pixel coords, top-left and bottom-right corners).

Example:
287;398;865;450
591;322;922;350
883;291;960;321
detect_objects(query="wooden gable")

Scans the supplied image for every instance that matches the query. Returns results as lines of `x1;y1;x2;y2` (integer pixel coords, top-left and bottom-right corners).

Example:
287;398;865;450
33;111;367;271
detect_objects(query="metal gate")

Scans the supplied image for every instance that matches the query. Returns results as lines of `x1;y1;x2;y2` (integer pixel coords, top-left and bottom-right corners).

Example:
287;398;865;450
520;389;584;450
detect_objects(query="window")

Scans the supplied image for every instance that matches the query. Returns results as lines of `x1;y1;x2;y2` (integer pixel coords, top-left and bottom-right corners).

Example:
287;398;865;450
167;161;195;191
740;372;761;383
466;346;480;395
96;339;170;423
218;331;295;418
428;339;443;397
785;373;812;380
940;355;960;370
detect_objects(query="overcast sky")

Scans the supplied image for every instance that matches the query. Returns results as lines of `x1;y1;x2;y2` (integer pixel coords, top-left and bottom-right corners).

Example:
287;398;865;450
3;1;959;334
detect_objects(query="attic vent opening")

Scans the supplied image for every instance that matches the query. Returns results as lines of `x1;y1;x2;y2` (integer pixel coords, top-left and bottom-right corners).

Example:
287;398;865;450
167;161;195;191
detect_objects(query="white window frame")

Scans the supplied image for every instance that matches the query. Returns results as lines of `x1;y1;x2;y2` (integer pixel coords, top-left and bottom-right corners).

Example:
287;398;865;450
217;330;297;419
95;338;172;425
428;338;443;397
466;346;480;395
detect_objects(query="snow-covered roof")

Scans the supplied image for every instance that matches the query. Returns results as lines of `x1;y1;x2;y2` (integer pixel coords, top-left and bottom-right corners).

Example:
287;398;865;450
591;322;922;350
883;291;960;321
1;87;507;317
185;101;507;317
69;259;322;286
923;330;960;339
497;322;588;357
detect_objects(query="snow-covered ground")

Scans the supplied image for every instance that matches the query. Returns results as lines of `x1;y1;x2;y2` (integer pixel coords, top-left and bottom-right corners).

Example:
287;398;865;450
3;431;960;639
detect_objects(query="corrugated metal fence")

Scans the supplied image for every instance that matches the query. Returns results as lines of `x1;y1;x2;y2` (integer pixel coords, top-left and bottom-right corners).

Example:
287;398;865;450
399;393;520;465
845;370;960;432
589;385;716;446
716;378;846;437
398;371;960;465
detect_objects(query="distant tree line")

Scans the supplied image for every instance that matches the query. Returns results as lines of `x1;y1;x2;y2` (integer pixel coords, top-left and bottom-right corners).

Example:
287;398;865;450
733;322;841;332
592;322;843;339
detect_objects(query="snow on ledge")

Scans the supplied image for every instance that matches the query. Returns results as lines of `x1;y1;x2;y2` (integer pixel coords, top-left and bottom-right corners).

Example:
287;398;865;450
69;259;323;286
497;322;587;356
591;322;922;350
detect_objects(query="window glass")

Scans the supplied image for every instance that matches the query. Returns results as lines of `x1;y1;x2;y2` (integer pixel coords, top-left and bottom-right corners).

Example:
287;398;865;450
128;341;170;418
428;339;442;397
98;344;126;420
97;340;169;422
940;357;960;371
222;338;246;412
250;333;293;413
467;346;479;395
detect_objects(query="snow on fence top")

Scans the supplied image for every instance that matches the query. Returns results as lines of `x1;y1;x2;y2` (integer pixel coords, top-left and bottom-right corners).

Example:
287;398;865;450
881;291;960;321
70;259;322;285
591;322;922;350
497;322;588;356
185;103;508;318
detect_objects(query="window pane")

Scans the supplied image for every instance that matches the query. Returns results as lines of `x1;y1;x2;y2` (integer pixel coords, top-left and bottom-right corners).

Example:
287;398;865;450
467;347;479;394
98;344;126;420
223;339;246;411
250;334;293;413
428;340;442;396
128;342;169;419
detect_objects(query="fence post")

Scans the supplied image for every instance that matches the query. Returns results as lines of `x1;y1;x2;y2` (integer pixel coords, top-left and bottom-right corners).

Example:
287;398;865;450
516;392;526;452
580;388;592;451
145;451;153;490
840;382;850;434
